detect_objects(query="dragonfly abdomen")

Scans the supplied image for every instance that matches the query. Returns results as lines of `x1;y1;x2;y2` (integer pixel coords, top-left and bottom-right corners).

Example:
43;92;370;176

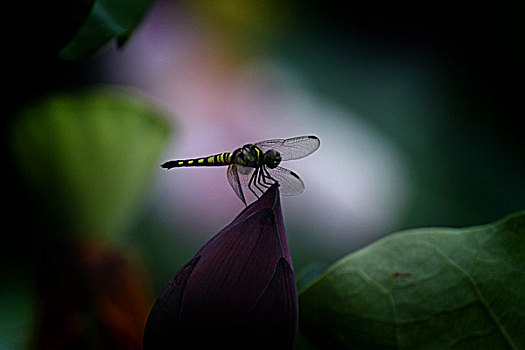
161;153;232;169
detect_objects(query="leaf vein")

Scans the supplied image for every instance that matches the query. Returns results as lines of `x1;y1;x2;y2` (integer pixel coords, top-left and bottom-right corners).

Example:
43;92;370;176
424;242;518;349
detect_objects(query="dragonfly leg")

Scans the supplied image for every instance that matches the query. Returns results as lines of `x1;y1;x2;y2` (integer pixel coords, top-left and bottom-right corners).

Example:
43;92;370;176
247;168;261;198
260;168;275;187
257;167;271;189
262;166;278;185
252;167;266;195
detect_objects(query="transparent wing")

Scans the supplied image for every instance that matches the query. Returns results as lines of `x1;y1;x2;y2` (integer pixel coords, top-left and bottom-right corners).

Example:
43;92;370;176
265;166;305;196
226;164;254;205
255;135;320;161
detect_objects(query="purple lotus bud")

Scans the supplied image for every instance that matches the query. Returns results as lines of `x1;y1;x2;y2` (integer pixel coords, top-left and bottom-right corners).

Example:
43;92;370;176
144;184;298;349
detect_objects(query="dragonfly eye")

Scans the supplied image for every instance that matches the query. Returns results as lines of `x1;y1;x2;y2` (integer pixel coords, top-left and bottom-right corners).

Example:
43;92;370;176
264;150;281;169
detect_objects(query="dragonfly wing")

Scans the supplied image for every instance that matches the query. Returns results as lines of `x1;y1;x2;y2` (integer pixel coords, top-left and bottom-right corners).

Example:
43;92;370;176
227;164;245;205
227;164;255;205
255;135;320;161
266;166;305;196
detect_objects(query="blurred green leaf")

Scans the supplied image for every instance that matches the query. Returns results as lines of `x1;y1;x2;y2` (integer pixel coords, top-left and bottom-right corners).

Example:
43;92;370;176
48;0;94;51
59;0;153;60
299;211;525;349
10;86;171;238
0;277;33;349
296;262;328;292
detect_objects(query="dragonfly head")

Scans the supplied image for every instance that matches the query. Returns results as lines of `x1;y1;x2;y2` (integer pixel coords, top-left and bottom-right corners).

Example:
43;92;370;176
263;149;281;169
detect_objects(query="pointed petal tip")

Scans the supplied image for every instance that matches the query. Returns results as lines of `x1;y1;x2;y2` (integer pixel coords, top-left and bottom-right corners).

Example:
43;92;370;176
250;183;280;209
230;183;282;227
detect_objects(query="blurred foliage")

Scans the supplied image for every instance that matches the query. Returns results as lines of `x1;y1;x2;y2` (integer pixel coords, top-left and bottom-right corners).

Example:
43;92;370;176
187;0;294;51
33;240;152;349
10;87;170;238
5;86;170;348
59;0;154;59
0;276;33;349
299;211;525;349
48;0;94;52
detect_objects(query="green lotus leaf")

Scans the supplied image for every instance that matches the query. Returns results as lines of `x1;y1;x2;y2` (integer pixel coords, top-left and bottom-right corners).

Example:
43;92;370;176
59;0;153;59
10;86;171;238
299;211;524;349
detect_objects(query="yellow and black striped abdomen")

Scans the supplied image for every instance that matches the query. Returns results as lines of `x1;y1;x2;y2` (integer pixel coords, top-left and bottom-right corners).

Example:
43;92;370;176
161;152;232;169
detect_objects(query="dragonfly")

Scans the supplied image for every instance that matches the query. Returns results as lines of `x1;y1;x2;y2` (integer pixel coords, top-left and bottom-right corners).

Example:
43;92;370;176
161;135;320;205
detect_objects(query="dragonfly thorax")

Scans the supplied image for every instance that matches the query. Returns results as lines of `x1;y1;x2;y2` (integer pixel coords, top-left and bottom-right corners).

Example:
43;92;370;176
232;144;264;168
231;145;282;169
